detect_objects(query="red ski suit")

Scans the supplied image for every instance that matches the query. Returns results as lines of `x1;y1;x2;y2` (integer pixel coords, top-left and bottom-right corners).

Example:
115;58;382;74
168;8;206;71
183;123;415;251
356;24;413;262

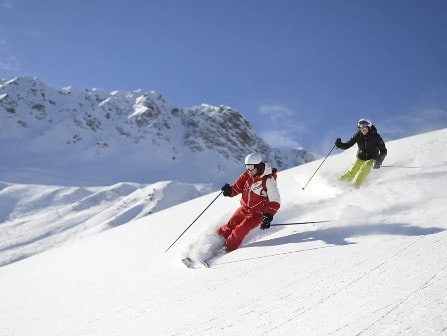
217;164;281;251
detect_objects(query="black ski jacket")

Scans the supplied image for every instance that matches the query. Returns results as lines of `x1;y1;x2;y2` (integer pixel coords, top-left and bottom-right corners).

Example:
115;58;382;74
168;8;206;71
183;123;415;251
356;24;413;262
336;125;387;164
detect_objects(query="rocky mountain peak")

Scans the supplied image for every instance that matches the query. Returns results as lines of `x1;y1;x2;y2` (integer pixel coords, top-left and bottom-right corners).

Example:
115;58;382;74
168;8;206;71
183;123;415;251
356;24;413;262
0;77;314;186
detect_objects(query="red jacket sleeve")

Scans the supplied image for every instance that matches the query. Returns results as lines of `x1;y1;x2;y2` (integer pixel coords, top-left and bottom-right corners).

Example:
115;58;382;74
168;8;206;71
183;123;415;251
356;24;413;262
230;171;249;197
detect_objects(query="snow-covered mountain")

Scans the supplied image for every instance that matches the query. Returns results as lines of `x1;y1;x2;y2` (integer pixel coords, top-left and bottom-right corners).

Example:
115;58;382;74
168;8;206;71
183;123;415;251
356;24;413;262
0;77;314;186
0;128;446;335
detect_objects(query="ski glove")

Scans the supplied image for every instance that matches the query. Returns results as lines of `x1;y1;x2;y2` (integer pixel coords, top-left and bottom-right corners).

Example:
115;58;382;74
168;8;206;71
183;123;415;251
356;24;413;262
335;138;342;148
221;183;232;197
260;213;273;230
373;161;381;169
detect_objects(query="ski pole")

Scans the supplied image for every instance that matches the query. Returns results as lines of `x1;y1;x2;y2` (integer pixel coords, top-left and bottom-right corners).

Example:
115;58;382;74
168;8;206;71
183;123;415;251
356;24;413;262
270;220;334;227
164;191;223;253
301;145;336;190
380;165;423;169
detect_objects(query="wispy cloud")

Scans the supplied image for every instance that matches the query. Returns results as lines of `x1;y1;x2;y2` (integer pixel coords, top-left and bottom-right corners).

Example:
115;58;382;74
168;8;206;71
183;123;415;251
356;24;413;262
1;1;13;9
260;130;302;148
257;104;307;148
381;107;447;140
0;40;19;71
258;104;294;123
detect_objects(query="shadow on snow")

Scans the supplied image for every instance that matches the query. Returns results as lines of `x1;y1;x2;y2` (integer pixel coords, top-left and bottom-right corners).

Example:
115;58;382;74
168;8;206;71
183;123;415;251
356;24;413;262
248;223;444;248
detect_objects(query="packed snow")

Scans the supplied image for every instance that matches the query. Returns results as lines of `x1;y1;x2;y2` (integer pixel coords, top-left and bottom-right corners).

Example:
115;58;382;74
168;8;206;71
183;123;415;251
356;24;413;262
0;128;446;335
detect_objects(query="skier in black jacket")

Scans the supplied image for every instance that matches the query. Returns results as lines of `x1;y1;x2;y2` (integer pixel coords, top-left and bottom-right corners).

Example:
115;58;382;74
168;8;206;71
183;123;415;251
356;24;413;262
335;118;387;188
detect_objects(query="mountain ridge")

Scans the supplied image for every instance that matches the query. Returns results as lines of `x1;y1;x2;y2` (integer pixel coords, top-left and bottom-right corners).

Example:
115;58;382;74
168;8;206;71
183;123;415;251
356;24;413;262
0;77;314;186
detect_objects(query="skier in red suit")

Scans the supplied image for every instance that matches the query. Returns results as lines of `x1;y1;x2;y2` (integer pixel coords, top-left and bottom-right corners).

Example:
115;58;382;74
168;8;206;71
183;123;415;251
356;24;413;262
217;153;281;252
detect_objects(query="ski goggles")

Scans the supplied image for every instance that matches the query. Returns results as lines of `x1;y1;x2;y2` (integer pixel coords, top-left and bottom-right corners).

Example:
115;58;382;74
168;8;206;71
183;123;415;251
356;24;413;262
358;120;371;128
245;164;256;170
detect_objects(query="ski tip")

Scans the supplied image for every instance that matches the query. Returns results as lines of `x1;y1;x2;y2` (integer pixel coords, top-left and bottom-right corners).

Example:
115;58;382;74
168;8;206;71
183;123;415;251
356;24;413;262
181;257;194;268
200;260;210;268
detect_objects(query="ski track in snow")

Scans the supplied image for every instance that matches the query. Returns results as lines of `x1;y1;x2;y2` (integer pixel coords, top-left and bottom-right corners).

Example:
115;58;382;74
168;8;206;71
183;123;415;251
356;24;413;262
259;235;434;336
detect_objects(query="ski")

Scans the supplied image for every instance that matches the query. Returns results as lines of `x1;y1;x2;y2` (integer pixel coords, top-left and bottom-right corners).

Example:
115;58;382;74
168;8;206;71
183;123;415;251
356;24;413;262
181;257;194;268
200;260;210;268
181;257;210;269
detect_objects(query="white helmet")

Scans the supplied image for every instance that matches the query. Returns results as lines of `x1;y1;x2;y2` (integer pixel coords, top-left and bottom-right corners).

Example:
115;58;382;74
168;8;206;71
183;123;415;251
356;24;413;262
244;153;263;165
358;118;372;128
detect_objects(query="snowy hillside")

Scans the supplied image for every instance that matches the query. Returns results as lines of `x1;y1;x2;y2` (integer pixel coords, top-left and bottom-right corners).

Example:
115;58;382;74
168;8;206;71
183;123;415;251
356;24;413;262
0;77;313;186
0;180;211;267
1;128;446;335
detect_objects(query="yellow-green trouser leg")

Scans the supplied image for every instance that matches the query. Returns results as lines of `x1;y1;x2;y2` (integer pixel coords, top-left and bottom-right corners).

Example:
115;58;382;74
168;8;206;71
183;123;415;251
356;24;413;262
352;159;375;187
340;158;375;188
339;157;363;181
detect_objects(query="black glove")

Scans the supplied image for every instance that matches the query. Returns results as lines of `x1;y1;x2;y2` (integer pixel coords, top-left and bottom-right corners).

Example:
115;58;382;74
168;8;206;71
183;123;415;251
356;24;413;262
373;161;381;169
335;138;342;148
260;213;273;230
221;183;232;197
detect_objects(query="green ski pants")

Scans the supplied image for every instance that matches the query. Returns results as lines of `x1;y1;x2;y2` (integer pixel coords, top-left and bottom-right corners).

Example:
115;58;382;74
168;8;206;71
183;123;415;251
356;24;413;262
340;157;375;188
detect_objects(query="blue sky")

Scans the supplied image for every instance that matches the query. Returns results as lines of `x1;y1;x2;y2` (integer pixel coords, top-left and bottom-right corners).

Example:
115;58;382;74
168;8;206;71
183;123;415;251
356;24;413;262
1;0;447;154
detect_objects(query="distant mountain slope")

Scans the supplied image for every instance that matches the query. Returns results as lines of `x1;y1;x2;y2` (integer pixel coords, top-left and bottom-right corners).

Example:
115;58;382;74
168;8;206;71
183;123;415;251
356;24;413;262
0;77;314;186
0;179;211;266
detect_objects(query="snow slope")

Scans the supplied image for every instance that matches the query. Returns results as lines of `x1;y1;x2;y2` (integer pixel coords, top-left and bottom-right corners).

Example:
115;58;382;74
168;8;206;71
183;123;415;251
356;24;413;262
1;128;446;335
0;180;211;266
